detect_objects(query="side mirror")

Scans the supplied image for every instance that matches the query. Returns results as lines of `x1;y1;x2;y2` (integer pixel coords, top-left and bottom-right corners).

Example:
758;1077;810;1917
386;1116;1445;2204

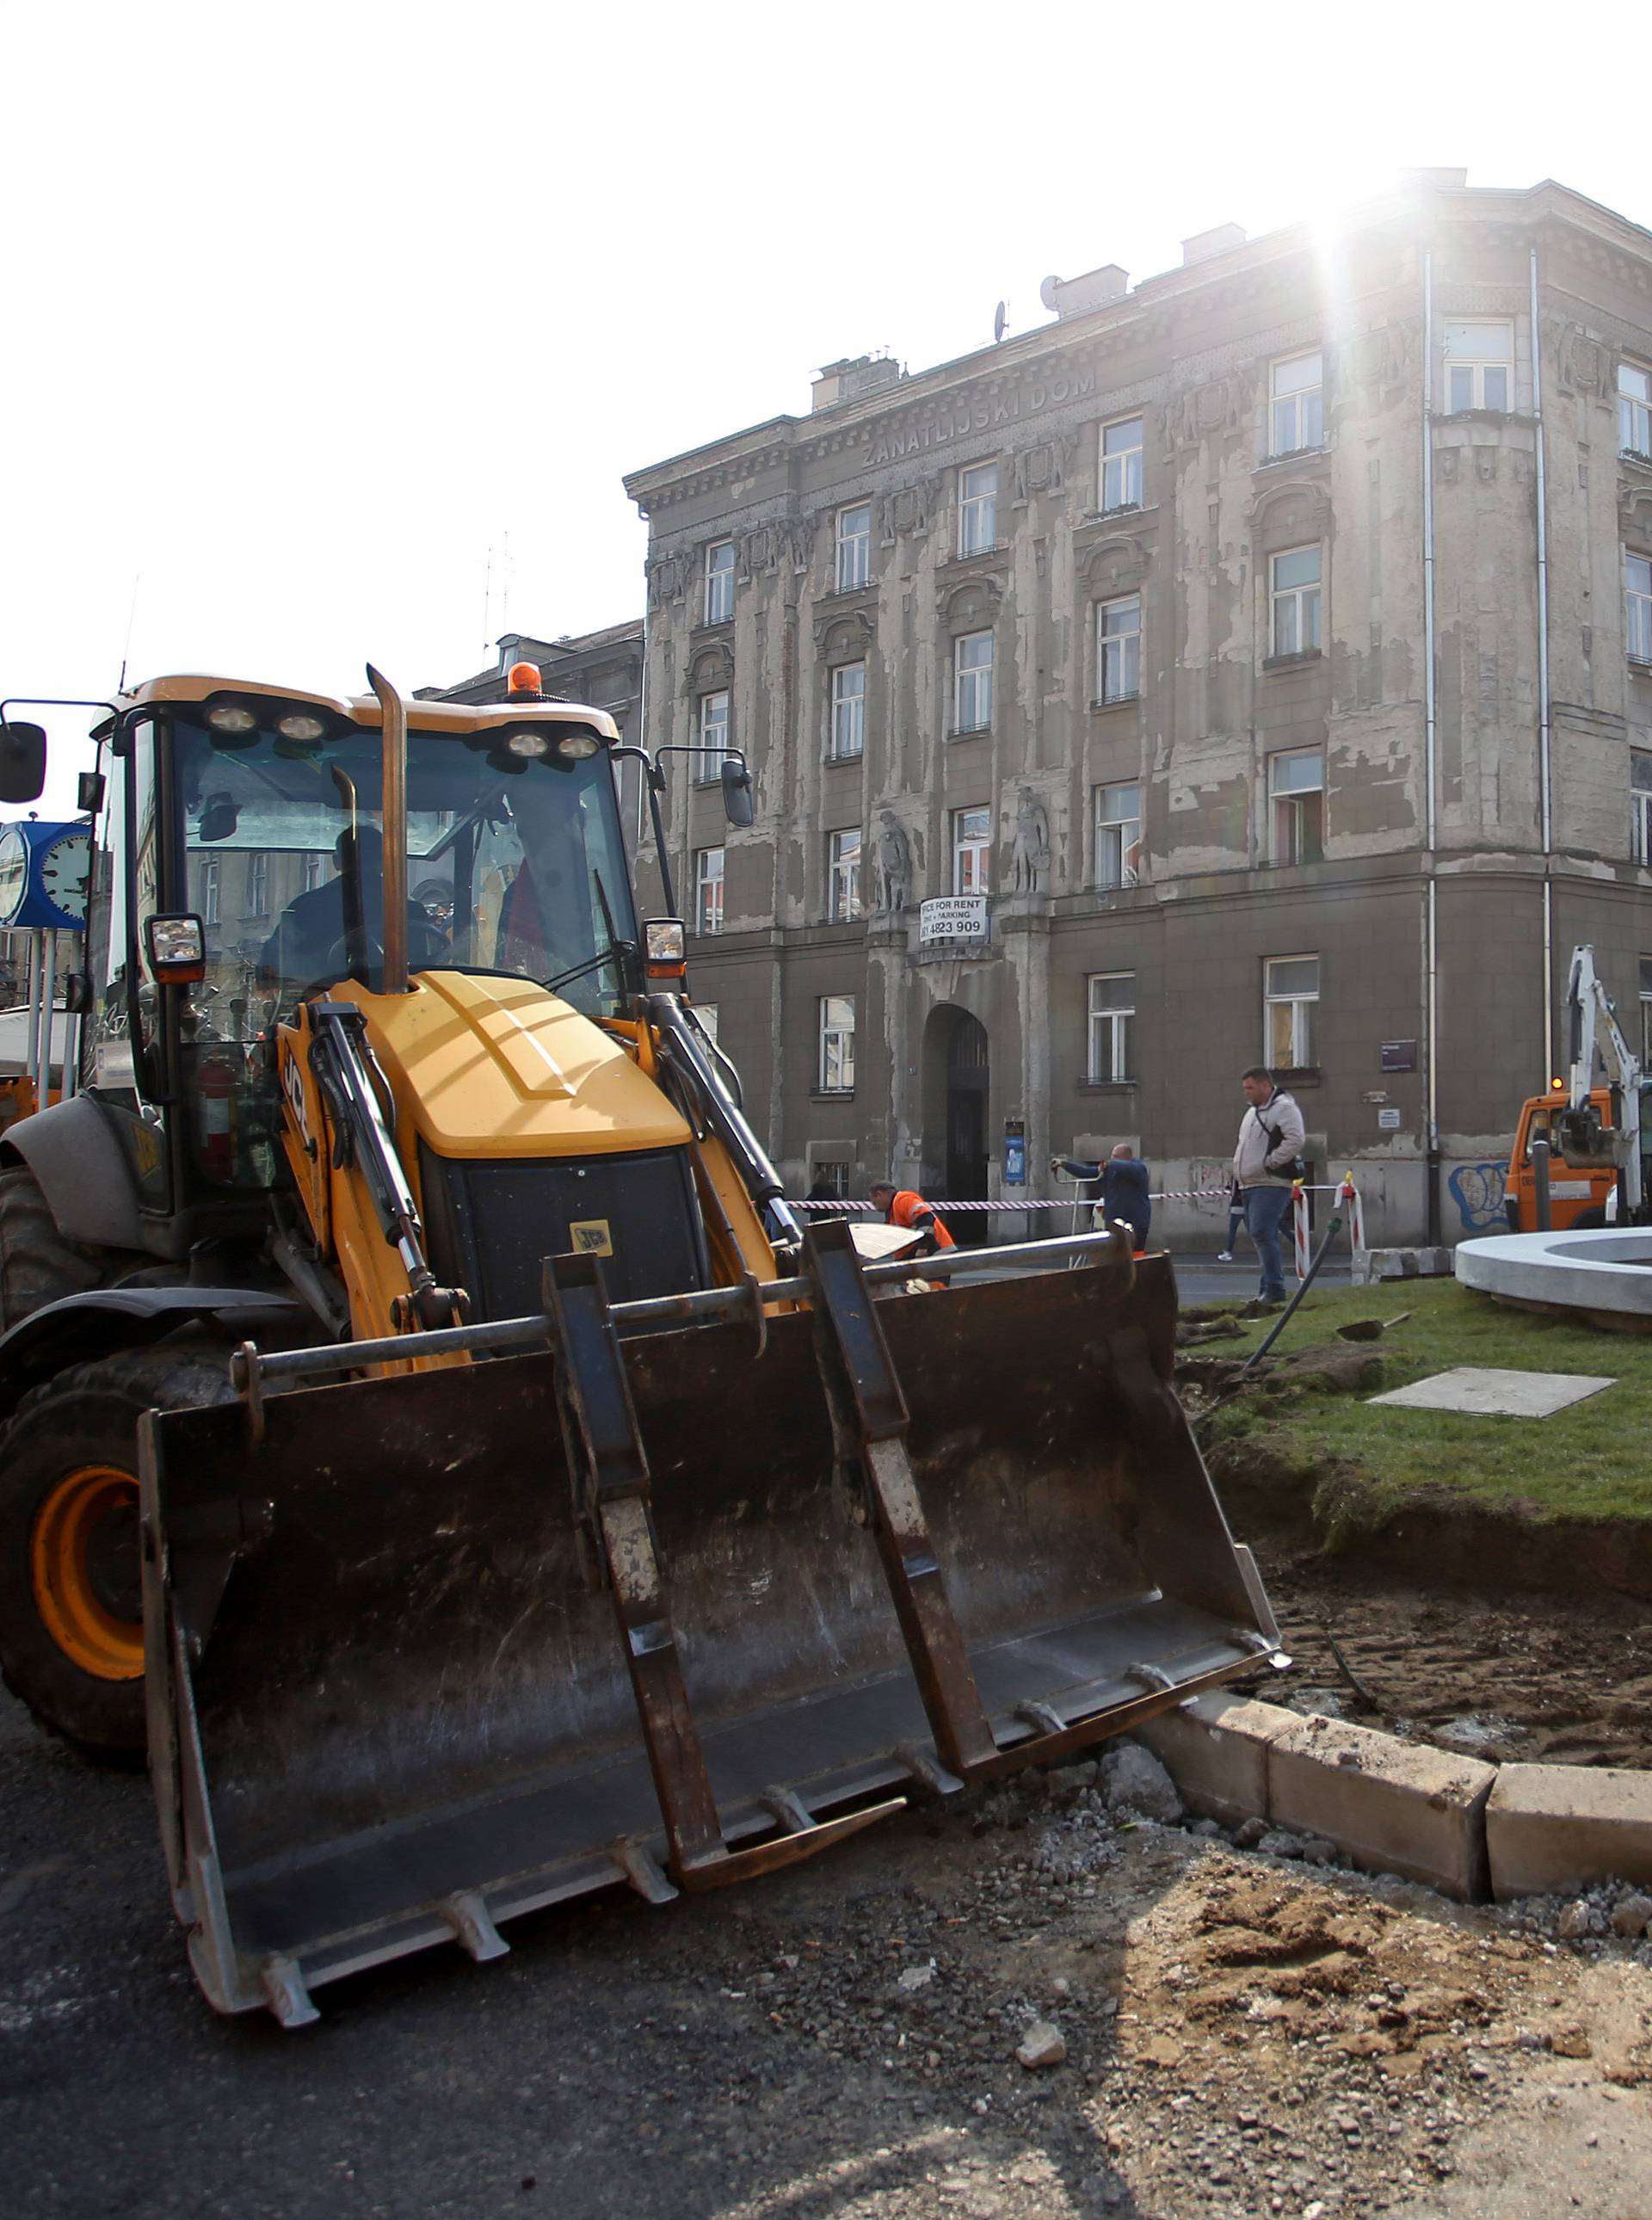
145;914;207;985
77;770;106;817
63;971;92;1015
720;756;755;829
0;722;46;805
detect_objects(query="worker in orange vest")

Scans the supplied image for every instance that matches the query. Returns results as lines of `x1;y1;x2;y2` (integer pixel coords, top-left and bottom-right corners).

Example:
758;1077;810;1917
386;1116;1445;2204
866;1179;957;1286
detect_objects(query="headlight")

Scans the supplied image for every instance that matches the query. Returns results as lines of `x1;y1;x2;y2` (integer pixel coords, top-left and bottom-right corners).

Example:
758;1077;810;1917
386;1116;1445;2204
556;731;599;761
506;730;549;759
277;711;328;743
206;703;258;736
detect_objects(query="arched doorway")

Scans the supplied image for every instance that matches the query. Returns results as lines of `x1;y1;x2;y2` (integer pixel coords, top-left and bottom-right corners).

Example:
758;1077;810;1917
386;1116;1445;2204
943;1009;990;1246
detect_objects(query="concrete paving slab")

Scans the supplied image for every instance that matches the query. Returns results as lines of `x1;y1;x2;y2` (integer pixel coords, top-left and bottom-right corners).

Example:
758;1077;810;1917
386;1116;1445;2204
1366;1366;1616;1416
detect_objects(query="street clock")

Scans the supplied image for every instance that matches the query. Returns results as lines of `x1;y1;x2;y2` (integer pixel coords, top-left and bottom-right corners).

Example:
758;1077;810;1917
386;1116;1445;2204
0;820;91;931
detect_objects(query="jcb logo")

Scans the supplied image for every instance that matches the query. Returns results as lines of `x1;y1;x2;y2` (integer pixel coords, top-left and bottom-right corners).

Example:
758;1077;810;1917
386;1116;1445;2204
569;1219;613;1257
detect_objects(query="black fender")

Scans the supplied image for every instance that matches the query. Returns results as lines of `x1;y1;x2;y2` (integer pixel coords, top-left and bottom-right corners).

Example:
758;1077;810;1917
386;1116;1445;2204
1;1093;148;1249
0;1287;307;1427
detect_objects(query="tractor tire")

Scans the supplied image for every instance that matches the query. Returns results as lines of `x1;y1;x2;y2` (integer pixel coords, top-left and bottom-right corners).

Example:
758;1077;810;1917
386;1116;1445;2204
0;1165;139;1330
0;1345;233;1756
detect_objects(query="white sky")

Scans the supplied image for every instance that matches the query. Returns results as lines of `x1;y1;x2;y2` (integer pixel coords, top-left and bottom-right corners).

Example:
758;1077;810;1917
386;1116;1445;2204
1;3;1640;816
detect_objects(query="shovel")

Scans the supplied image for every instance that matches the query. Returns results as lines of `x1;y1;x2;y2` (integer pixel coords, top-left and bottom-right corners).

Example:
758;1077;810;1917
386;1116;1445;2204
1335;1311;1412;1343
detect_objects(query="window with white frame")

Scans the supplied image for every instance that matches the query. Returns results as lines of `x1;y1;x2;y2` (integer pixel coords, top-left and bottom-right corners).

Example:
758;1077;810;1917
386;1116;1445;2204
1270;350;1323;456
835;503;872;591
302;850;327;893
247;853;268;916
694;845;724;935
1633;752;1652;865
1094;782;1142;890
828;827;861;922
829;662;866;761
203;858;220;927
806;1155;850;1198
704;540;735;624
959;462;997;555
1443;319;1513;414
693;1002;719;1044
1641;960;1652;1068
1269;747;1325;865
1628;552;1652;664
952;805;992;895
818;995;855;1091
694;689;729;780
1100;416;1143;513
953;631;993;733
1264;954;1319;1069
1087;973;1135;1083
1096;594;1141;704
1270;545;1322;657
1623;364;1652;460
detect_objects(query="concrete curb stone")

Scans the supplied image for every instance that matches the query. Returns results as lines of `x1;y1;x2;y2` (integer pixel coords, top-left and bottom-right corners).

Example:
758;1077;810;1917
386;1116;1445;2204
1486;1763;1652;1901
1267;1711;1495;1901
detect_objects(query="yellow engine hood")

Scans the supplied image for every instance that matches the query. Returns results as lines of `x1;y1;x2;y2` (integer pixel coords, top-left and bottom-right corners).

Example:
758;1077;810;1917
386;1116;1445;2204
334;971;691;1160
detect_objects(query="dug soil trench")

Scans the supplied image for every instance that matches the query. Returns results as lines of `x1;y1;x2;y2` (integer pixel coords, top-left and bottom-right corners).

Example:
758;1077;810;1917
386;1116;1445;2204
1184;1340;1652;1771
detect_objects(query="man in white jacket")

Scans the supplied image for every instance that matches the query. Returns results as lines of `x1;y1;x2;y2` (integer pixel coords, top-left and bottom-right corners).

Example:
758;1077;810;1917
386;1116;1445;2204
1231;1065;1306;1310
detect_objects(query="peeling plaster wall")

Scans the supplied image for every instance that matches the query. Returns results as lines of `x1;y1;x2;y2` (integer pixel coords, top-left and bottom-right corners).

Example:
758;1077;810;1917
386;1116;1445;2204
625;182;1652;1241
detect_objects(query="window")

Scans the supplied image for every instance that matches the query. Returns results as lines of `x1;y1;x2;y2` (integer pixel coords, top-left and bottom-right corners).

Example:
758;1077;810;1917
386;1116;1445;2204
1270;350;1322;456
694;845;724;935
202;858;219;928
1100;416;1143;513
1096;595;1141;704
693;1002;718;1044
302;850;327;893
1269;748;1325;865
1632;753;1652;865
952;805;992;895
704;540;735;625
806;1156;849;1199
818;995;855;1092
1628;553;1652;665
1443;319;1513;414
959;462;997;555
1623;364;1652;461
1642;961;1652;1068
1088;973;1135;1083
953;631;993;734
1265;954;1319;1069
1270;546;1322;657
835;503;872;591
247;853;268;916
1094;782;1141;890
694;690;729;781
828;827;861;922
829;662;866;761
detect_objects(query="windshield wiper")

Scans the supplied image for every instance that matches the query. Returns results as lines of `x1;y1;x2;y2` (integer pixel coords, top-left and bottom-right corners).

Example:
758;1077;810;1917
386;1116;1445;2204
544;942;636;999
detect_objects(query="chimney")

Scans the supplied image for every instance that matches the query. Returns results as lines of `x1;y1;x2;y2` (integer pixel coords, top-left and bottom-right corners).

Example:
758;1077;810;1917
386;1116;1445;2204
1180;222;1247;266
1039;265;1129;319
812;354;903;412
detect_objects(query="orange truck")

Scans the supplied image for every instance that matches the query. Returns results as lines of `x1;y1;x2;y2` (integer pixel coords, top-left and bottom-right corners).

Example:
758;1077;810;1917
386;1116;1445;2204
1502;1086;1618;1231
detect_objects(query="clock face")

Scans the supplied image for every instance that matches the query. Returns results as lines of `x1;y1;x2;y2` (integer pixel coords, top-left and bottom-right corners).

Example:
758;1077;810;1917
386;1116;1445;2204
0;827;27;926
40;830;90;923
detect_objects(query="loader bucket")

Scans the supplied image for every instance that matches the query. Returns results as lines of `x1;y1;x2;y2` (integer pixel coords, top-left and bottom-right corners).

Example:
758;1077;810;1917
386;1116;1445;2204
140;1243;1279;2025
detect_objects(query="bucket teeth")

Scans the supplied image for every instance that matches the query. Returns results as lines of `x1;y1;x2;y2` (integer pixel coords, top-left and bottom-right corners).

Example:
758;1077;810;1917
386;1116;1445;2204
259;1954;319;2030
441;1890;509;1962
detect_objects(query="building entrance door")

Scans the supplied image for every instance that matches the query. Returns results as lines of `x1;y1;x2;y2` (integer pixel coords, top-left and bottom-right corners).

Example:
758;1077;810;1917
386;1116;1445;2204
945;1010;990;1246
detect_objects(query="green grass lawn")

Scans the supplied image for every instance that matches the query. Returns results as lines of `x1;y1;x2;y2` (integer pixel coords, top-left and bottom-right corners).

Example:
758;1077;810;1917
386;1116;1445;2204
1195;1275;1652;1522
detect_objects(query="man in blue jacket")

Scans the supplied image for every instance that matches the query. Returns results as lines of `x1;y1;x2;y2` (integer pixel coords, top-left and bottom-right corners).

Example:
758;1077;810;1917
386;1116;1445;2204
1051;1143;1151;1251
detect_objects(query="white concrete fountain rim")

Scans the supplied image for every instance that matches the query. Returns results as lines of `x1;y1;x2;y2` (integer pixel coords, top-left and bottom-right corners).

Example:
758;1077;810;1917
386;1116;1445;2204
1456;1225;1652;1319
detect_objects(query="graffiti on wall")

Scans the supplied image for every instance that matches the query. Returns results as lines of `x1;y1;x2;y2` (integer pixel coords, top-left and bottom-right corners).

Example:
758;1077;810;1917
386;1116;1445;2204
1187;1157;1232;1213
1447;1161;1507;1232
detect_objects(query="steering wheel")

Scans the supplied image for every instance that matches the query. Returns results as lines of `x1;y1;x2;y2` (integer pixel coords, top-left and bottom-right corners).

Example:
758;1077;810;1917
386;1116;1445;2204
323;916;448;978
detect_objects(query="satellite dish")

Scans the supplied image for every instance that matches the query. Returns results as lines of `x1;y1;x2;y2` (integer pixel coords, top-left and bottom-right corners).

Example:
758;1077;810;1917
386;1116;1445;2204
993;299;1008;343
1039;274;1063;313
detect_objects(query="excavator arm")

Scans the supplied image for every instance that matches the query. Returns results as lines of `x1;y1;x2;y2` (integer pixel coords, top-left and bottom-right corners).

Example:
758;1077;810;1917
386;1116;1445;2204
1556;945;1646;1214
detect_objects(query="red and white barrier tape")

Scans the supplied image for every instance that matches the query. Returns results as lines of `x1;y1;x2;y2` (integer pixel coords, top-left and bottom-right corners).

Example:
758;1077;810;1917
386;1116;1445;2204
787;1190;1235;1212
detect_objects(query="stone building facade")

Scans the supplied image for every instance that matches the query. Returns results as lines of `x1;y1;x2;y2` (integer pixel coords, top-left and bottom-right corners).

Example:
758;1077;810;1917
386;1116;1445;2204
623;174;1652;1244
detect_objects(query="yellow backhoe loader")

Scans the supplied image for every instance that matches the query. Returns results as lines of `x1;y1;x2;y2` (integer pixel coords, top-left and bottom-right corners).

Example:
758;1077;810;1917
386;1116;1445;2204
0;668;1281;2026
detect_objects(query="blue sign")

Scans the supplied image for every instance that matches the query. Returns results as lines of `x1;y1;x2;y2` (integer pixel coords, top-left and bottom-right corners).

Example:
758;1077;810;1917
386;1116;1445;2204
1003;1133;1026;1187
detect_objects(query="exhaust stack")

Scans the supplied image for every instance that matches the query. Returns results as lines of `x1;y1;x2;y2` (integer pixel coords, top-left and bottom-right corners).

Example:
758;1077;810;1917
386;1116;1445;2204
367;663;410;996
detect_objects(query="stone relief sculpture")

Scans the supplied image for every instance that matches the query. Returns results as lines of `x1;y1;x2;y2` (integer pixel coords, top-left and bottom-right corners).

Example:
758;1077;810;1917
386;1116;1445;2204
876;810;912;913
1011;788;1051;895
